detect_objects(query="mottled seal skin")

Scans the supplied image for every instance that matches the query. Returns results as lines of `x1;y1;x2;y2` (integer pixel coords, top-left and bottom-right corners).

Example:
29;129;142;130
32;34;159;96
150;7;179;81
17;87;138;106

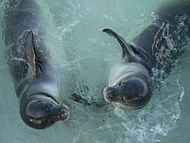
2;0;69;129
103;1;190;109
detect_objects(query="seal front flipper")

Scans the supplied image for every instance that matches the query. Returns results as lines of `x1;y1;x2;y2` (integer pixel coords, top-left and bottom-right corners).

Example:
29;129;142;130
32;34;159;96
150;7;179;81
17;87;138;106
24;31;37;79
102;28;141;62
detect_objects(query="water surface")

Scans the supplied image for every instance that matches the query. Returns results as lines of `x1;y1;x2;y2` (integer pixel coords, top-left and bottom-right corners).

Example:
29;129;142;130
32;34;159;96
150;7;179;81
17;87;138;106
0;0;189;143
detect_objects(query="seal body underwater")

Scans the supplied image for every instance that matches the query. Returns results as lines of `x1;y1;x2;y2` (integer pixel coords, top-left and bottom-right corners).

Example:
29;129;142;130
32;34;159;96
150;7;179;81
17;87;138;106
103;1;190;109
2;0;69;129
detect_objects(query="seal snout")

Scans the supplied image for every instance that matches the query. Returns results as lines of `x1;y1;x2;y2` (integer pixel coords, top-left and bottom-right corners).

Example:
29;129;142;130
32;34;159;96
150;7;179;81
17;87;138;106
103;86;117;102
56;104;69;121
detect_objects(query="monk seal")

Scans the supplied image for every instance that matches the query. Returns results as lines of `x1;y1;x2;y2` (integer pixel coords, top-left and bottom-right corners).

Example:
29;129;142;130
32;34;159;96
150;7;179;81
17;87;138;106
3;0;69;129
102;29;153;109
102;1;190;109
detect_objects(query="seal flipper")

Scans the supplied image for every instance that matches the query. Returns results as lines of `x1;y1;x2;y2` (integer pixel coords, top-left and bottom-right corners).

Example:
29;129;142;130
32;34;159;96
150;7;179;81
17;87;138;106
70;93;107;108
102;28;141;62
25;31;37;79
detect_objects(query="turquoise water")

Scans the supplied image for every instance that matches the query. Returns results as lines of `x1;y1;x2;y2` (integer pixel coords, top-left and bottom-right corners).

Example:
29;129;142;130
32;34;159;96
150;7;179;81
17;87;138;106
0;0;190;143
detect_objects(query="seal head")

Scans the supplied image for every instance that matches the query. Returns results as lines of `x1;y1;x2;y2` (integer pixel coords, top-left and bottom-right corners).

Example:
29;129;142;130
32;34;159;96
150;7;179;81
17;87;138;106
103;74;152;109
102;28;153;109
20;94;69;129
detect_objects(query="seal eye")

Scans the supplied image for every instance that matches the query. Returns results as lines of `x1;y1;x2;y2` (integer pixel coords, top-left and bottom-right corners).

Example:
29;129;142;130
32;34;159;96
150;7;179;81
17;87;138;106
121;95;133;102
118;81;122;86
121;96;128;103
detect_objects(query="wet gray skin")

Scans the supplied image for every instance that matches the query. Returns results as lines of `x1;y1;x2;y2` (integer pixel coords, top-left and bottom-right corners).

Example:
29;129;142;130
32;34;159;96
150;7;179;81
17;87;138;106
102;28;153;109
18;31;70;129
102;1;190;109
22;32;69;129
103;74;152;109
20;94;69;129
3;0;69;129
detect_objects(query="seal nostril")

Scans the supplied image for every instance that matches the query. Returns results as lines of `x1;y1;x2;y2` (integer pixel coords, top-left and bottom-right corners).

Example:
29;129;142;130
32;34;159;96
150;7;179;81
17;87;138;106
58;105;69;120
